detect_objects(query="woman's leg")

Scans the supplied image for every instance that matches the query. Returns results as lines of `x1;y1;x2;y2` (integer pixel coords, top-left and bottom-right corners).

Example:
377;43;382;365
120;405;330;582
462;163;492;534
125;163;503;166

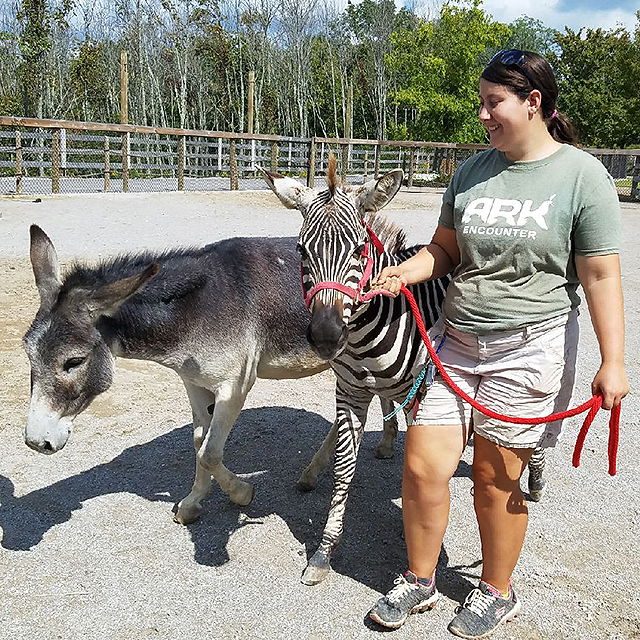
472;433;534;592
403;422;470;579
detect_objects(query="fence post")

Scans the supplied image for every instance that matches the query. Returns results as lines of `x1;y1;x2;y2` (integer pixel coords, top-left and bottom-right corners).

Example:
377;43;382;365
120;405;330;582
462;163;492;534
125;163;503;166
122;132;130;192
340;142;348;180
407;146;416;188
374;143;381;179
177;135;186;190
307;137;316;187
103;136;111;192
271;141;279;173
51;128;61;194
363;151;369;181
229;138;239;190
632;155;640;200
15;131;22;194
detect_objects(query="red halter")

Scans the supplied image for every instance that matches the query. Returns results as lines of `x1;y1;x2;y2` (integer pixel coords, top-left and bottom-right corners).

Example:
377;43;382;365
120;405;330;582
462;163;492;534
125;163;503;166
302;224;392;309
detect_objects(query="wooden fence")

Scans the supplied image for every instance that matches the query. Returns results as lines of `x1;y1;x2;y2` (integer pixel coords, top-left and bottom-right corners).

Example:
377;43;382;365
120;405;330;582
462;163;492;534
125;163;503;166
0;116;638;199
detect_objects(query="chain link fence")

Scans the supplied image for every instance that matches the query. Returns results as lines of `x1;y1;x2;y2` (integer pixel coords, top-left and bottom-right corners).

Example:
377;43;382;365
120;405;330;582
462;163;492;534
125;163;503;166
0;117;638;199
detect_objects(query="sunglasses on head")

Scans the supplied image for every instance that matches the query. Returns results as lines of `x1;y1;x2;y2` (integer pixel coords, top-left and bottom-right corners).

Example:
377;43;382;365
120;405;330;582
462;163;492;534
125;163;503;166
490;49;526;66
488;49;534;85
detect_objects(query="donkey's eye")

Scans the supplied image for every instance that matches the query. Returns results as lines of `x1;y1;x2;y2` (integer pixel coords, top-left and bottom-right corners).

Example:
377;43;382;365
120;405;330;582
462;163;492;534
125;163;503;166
63;356;87;372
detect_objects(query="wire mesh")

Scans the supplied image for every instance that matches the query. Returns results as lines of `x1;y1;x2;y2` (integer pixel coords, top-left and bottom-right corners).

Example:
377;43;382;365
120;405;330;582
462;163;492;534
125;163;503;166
0;124;637;199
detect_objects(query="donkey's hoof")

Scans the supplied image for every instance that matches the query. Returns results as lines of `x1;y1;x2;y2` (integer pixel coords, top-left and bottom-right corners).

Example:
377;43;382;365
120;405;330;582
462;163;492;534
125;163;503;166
229;481;255;506
374;443;394;459
301;551;331;585
174;501;203;525
297;474;318;492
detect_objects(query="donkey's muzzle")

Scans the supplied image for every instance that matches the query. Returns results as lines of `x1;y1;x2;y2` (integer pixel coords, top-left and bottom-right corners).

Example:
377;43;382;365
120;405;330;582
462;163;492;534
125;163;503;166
24;392;72;454
307;303;348;360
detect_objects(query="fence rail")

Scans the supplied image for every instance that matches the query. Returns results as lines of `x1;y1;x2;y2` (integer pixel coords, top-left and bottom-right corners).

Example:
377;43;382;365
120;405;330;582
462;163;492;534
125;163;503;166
1;116;638;199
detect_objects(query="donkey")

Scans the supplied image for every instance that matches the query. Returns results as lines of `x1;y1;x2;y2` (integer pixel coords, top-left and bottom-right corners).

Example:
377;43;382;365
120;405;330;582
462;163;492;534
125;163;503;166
22;226;400;526
260;160;548;585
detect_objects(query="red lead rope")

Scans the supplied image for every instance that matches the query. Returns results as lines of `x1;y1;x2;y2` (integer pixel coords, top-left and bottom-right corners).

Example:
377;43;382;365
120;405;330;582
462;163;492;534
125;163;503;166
398;284;621;476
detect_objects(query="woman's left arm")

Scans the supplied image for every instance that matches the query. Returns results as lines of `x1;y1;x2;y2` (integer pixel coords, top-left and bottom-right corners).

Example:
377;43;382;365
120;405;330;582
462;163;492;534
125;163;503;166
575;254;629;409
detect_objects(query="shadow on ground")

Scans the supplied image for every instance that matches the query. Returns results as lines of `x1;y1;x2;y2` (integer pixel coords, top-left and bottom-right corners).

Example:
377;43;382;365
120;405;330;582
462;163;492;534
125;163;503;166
0;405;475;598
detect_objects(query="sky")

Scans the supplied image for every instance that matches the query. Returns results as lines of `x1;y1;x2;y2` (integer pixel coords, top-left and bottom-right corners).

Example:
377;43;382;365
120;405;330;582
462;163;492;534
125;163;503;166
473;0;638;33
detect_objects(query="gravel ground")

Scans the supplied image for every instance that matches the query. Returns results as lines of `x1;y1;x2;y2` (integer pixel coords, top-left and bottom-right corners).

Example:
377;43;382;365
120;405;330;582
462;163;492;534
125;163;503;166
0;189;639;640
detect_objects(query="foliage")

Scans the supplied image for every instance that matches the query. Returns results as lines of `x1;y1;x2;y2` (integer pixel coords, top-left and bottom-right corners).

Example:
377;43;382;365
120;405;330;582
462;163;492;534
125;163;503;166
553;20;640;147
387;0;509;142
0;0;638;148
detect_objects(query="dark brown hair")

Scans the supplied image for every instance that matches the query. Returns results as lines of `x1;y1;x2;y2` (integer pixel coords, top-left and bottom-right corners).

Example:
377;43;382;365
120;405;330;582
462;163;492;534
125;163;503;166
481;50;579;145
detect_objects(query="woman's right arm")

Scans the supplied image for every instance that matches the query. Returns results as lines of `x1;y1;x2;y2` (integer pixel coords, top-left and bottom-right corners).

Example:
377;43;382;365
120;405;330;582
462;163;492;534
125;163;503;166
372;225;459;295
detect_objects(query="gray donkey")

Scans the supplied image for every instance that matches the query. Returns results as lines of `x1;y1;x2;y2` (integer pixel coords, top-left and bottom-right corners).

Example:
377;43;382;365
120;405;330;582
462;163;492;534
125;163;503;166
23;226;399;526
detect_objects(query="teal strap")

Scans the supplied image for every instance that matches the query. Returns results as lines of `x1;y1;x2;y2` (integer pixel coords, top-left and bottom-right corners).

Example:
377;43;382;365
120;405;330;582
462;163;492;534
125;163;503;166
383;335;446;422
383;366;428;421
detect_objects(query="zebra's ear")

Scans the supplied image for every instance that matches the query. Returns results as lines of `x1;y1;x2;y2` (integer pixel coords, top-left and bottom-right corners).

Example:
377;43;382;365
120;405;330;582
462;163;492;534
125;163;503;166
255;165;314;213
354;169;404;212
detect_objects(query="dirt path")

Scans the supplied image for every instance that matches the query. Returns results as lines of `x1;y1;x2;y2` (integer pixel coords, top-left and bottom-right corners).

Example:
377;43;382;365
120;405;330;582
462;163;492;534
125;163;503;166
0;190;639;640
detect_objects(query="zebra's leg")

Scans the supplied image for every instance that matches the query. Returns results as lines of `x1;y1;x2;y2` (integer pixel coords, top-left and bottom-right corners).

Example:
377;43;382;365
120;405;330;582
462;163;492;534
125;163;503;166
297;418;338;492
375;396;398;459
175;378;254;524
302;389;372;586
174;382;216;524
527;447;546;502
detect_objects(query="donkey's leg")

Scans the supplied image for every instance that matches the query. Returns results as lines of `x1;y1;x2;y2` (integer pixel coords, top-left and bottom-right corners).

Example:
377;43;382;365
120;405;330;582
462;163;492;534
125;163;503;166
297;418;338;492
174;382;216;524
527;447;546;502
195;379;256;507
302;388;372;586
375;396;398;459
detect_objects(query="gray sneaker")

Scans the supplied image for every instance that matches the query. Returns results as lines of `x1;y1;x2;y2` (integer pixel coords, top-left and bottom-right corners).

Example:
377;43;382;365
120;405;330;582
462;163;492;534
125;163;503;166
369;571;439;629
448;581;521;639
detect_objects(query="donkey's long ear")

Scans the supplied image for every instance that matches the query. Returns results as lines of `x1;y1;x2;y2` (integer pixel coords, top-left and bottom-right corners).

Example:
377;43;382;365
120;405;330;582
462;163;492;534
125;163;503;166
354;169;404;212
87;263;160;320
255;165;314;213
30;225;62;310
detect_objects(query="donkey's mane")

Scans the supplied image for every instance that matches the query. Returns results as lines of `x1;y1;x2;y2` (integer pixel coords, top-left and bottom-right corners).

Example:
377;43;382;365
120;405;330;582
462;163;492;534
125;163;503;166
60;246;211;302
325;154;406;254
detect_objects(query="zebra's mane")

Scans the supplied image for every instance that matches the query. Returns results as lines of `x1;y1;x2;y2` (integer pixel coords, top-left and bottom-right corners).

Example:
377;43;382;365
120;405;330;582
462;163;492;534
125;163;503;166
362;210;407;254
325;153;406;254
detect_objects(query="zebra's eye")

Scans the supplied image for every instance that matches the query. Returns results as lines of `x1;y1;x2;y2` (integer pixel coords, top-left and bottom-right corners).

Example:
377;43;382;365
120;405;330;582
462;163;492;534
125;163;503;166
63;356;87;373
354;244;365;257
296;243;308;259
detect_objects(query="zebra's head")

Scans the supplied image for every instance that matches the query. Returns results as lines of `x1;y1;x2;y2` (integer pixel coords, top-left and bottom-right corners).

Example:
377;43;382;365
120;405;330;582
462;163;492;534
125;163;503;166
259;156;403;360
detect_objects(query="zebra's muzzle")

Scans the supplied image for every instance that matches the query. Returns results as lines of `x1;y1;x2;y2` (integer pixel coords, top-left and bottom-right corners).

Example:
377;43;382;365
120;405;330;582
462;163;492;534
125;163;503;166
307;302;348;360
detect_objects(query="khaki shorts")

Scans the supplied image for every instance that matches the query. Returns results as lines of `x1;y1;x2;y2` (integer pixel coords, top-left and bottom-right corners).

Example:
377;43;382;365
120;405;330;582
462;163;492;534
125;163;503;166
411;310;580;449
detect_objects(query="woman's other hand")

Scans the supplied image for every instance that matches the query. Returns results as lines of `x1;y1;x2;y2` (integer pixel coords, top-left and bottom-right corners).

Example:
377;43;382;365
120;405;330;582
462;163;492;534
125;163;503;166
591;362;629;409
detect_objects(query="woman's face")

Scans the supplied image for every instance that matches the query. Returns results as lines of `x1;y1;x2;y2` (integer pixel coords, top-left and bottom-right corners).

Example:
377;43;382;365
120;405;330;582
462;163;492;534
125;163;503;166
478;78;533;152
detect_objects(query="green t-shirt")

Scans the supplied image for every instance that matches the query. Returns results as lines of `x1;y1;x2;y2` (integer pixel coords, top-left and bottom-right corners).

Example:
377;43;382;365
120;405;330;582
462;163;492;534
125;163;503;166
439;144;621;334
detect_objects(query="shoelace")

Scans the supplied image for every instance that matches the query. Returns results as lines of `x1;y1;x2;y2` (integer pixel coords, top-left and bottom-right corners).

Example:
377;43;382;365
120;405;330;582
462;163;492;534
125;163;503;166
387;575;417;604
464;588;495;617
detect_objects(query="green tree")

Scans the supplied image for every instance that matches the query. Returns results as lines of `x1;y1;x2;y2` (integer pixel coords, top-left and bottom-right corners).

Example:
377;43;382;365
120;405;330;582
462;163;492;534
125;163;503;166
554;21;640;147
502;16;558;59
17;0;51;117
387;0;509;142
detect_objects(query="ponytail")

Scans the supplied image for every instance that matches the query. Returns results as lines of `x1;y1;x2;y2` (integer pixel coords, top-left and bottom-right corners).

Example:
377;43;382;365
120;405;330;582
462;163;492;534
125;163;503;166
546;110;579;146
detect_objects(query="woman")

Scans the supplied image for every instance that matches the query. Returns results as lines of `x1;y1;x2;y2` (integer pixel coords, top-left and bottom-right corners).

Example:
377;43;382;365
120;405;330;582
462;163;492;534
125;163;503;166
368;50;628;638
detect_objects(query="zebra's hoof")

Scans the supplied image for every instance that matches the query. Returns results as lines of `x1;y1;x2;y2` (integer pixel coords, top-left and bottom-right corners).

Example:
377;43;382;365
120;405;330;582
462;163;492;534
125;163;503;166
374;444;394;459
528;480;546;502
301;551;331;585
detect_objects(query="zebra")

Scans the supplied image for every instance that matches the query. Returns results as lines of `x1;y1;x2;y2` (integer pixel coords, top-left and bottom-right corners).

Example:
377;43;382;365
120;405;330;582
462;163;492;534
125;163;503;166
260;157;547;585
